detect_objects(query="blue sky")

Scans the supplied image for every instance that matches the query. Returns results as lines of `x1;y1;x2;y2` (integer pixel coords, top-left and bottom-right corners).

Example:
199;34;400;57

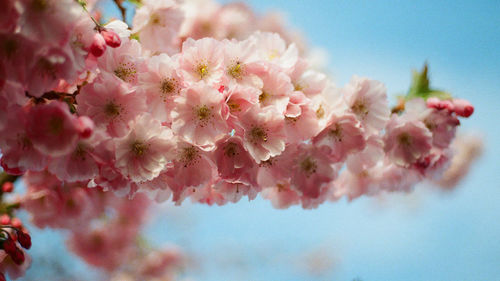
20;1;500;280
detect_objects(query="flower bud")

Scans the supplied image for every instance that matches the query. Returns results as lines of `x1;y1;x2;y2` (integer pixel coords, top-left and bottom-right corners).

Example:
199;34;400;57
11;218;22;229
89;33;107;57
426;97;454;111
16;231;31;250
452;98;474;117
2;238;17;256
76;116;95;139
101;30;121;48
11;247;25;265
0;215;10;225
2;182;13;193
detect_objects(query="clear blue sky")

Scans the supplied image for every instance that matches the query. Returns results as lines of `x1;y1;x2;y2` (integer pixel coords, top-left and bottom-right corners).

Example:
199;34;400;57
20;1;500;280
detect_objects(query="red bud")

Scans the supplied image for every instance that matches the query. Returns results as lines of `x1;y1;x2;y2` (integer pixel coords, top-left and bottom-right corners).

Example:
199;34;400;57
16;231;31;250
0;272;6;281
2;238;16;255
89;33;107;57
0;215;10;225
452;98;474;118
101;30;121;48
10;247;24;265
2;182;13;193
11;218;22;229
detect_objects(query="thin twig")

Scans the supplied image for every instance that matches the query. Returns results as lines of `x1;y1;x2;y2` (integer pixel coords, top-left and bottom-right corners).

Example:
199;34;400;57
113;0;127;23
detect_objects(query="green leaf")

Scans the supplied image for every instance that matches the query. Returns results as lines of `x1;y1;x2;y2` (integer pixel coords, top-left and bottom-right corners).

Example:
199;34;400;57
405;63;452;101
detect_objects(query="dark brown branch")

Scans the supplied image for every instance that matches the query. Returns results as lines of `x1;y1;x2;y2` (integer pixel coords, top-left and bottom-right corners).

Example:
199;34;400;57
113;0;127;23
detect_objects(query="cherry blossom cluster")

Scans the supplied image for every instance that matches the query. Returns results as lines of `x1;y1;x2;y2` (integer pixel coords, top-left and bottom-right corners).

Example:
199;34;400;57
0;0;477;278
0;0;475;209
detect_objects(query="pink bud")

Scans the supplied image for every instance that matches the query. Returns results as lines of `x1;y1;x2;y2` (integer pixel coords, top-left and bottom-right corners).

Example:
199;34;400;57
75;116;95;139
452;98;474;117
0;214;10;225
11;218;22;229
89;33;107;57
2;182;13;193
101;30;121;48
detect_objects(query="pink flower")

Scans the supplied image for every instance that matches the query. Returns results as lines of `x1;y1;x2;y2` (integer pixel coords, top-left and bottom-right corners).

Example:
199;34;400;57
164;141;217;203
313;113;366;162
239;105;286;163
48;131;103;182
213;136;257;185
132;0;184;54
212;180;258;204
0;109;48;175
284;144;338;199
114;114;176;183
222;38;263;88
343;76;390;134
76;73;147;137
171;82;229;148
256;65;293;114
26;101;80;157
384;114;433;167
260;182;300;209
284;100;322;143
178;38;224;86
26;46;78;98
17;0;81;45
138;54;183;121
250;31;298;72
97;39;145;85
213;3;256;40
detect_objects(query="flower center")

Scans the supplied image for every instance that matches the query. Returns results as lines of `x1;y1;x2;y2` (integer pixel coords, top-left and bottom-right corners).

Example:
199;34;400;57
227;100;240;112
224;142;239;157
300;156;317;177
104;102;121;118
150;13;162;25
131;141;148;157
160;78;176;95
32;0;48;11
259;91;269;103
316;105;325;119
180;146;200;167
48;117;63;135
351;99;369;119
328;124;343;142
196;63;209;79
195;105;212;123
249;126;268;143
227;62;243;79
114;62;137;83
398;133;412;146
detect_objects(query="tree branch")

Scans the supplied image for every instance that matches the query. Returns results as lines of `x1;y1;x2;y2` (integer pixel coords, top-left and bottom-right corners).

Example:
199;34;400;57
113;0;127;23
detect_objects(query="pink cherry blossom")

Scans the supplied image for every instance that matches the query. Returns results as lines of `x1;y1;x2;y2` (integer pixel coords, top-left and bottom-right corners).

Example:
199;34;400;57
76;73;147;137
313;113;366;162
213;136;258;185
26;101;80;157
384;114;433;167
114;114;176;183
132;0;184;55
138;53;183;121
171;82;229;147
343;76;390;134
239;105;286;163
178;38;224;86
